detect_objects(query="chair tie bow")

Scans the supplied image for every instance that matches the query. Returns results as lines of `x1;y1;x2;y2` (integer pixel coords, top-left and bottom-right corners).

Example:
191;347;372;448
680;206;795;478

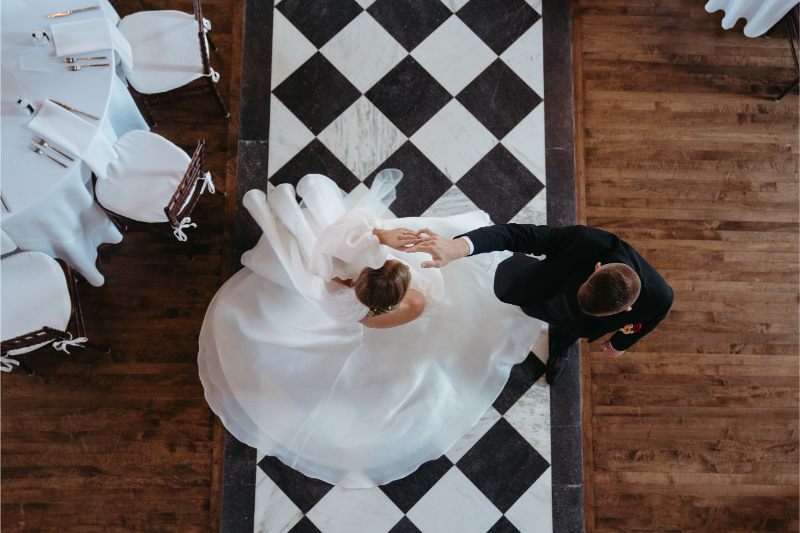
205;68;220;83
201;171;216;194
0;357;20;372
173;217;197;242
53;333;88;354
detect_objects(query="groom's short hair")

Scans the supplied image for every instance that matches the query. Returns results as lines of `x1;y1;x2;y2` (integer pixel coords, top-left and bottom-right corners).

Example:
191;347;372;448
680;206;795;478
578;264;641;316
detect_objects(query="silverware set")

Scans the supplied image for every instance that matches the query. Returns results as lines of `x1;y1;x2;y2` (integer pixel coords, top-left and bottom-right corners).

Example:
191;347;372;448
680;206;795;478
1;194;10;213
26;136;72;169
66;63;109;71
47;6;99;18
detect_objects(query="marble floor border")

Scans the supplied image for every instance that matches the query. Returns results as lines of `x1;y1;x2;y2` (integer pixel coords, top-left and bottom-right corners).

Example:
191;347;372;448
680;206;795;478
222;0;581;530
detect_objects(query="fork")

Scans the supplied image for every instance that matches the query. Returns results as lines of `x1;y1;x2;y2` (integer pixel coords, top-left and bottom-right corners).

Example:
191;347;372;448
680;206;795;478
32;136;74;161
27;144;67;168
60;56;106;63
66;63;109;71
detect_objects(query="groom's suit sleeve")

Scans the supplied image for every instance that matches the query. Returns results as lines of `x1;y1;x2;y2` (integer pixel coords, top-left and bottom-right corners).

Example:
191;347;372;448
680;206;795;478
456;224;583;306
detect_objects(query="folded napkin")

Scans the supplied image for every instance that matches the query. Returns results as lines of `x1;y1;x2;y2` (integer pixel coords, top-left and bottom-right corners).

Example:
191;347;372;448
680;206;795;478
51;17;133;70
28;100;118;180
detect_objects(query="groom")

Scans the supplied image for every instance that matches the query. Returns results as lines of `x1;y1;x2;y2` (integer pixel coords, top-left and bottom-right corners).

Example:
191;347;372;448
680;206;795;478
408;224;674;385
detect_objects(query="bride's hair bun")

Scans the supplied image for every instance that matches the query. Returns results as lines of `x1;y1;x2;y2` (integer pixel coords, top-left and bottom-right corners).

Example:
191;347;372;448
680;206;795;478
354;260;411;317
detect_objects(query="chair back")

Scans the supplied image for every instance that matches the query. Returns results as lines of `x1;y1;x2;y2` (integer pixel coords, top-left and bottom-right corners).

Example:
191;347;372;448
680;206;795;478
787;6;799;76
164;139;207;228
192;0;212;76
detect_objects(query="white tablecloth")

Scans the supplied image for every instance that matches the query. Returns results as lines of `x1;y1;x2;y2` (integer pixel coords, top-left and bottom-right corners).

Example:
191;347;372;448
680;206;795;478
1;0;149;286
706;0;799;37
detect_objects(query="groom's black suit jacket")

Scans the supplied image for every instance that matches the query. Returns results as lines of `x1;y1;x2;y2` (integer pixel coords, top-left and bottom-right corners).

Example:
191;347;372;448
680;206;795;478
457;224;673;351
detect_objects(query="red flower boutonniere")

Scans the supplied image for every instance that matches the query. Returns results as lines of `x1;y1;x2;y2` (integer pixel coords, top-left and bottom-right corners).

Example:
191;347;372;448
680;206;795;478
619;323;642;334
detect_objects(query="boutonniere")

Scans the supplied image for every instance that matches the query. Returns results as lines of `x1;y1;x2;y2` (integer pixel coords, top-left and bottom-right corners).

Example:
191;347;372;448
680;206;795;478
619;323;642;334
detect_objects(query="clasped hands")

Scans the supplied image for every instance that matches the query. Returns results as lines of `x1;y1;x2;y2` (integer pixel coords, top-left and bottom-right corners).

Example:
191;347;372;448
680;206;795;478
373;227;468;268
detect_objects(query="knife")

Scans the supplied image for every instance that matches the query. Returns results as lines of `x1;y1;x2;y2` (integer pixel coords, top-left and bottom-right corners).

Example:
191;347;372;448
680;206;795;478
49;99;99;120
47;6;99;17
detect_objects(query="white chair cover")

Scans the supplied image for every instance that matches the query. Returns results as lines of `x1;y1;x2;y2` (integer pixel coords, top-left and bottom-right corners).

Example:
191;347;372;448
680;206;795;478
119;10;212;94
706;0;799;37
1;251;72;354
95;130;191;223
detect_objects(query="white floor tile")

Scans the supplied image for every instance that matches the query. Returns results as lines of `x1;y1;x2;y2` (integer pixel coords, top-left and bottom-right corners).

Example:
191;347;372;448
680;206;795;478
307;486;404;533
500;20;543;98
257;450;266;463
410;17;496;96
445;406;502;463
272;10;318;90
321;12;407;93
420;186;480;218
268;95;315;177
440;0;472;12
318;96;407;180
501;103;545;181
525;0;543;16
509;189;546;226
410;100;497;182
406;468;502;533
503;375;551;463
254;467;304;533
355;0;378;7
504;467;552;533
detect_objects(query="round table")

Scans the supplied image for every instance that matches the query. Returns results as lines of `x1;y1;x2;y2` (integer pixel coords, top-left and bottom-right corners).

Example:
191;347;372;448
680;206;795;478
1;0;148;285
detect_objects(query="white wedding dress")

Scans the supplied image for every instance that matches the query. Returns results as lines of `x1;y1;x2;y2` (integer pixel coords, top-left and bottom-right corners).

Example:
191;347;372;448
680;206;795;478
198;171;543;488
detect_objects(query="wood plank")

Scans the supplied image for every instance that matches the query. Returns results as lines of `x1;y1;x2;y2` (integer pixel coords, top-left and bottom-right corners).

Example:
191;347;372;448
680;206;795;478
574;0;800;529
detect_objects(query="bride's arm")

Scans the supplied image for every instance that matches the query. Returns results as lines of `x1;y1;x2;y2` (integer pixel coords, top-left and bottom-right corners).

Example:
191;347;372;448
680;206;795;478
359;290;425;329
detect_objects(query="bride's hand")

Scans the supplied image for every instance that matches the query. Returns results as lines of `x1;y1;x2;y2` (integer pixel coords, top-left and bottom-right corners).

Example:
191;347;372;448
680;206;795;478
406;229;470;268
373;228;421;250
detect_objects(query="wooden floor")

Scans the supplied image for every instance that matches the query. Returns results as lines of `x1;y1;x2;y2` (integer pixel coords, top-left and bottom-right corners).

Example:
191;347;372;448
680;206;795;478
573;0;800;531
0;0;242;531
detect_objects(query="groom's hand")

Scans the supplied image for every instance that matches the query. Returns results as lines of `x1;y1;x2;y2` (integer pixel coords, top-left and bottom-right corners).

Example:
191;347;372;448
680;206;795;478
407;230;470;268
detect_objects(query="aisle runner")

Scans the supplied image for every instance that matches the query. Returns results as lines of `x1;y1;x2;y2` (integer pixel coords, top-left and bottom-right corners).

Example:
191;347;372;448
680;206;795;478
258;0;551;531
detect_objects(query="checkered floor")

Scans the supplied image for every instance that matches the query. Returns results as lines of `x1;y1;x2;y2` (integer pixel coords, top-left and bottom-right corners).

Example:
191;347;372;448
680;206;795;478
256;0;551;531
255;352;551;533
268;0;546;226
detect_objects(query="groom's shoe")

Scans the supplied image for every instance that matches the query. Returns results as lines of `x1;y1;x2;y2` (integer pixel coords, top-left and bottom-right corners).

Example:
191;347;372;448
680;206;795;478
546;328;573;386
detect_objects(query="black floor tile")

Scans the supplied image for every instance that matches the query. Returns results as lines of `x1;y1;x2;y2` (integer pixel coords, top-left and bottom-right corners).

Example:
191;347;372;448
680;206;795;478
389;517;423;533
365;56;452;138
457;0;539;55
380;455;453;513
273;53;362;135
288;516;324;533
270;139;361;194
487;516;522;533
493;352;546;415
363;142;452;217
457;59;541;140
456;418;550;513
258;456;334;513
277;0;363;49
456;144;544;224
367;0;452;51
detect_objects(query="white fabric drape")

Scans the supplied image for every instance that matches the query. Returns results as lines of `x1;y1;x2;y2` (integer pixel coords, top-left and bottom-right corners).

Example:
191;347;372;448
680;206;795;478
198;173;543;488
706;0;799;37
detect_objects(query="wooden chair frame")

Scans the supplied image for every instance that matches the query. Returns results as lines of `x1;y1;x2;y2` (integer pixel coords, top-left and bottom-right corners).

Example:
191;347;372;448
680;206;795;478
0;260;110;376
776;6;799;102
93;138;226;261
126;0;229;127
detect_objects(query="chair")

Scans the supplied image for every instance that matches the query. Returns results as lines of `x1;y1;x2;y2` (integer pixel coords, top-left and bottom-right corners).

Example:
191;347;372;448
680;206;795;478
117;0;228;127
776;6;799;101
0;252;110;376
93;130;225;261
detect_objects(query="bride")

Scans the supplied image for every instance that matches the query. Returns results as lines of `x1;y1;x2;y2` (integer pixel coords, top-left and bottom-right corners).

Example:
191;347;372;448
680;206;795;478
198;170;543;488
